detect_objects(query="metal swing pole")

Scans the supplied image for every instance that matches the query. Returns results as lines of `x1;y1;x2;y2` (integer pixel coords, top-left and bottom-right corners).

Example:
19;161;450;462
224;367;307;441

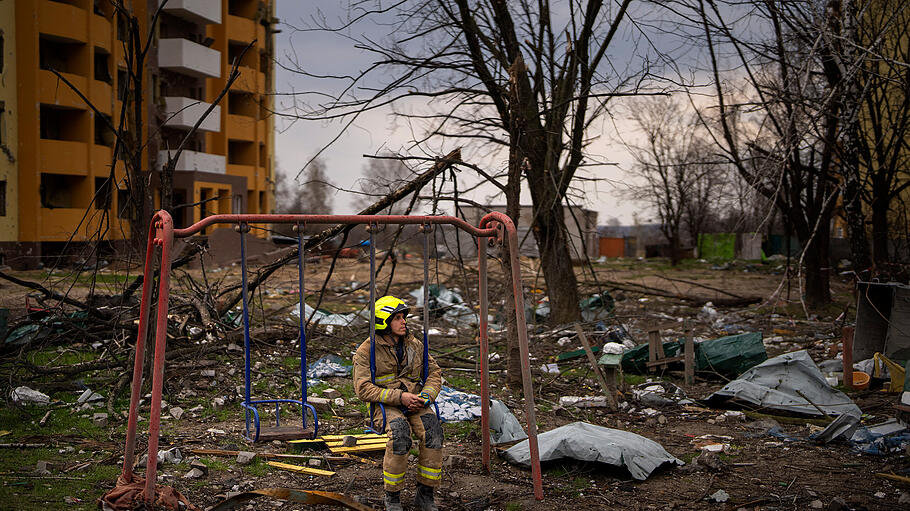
239;223;253;439
421;224;431;382
477;236;491;472
296;224;308;429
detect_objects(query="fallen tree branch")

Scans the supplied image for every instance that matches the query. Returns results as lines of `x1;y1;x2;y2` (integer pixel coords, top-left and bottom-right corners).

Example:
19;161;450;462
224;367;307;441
216;149;462;318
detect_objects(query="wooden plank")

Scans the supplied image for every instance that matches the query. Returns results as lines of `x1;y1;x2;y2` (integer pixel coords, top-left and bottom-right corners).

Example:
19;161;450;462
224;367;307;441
684;335;695;384
319;434;385;441
267;461;335;477
328;443;388;454
646;355;684;367
575;324;617;411
324;439;387;448
647;330;663;373
256;426;315;442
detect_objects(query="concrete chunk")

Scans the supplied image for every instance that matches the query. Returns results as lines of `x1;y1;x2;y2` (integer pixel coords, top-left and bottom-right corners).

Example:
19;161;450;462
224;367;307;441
92;413;109;427
236;451;255;465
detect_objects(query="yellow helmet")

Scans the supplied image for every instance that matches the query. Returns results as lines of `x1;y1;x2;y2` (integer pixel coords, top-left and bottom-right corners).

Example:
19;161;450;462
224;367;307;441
374;295;410;330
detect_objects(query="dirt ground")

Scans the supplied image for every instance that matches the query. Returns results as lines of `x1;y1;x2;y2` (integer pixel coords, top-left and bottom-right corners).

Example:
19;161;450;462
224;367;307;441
1;256;908;510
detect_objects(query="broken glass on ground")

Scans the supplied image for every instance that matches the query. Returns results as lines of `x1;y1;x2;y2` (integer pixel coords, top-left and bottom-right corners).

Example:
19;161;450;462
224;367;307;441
503;421;683;480
706;350;861;418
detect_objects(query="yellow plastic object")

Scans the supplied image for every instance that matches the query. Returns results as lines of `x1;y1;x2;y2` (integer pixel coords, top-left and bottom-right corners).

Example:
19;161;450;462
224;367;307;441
852;371;870;390
872;352;906;393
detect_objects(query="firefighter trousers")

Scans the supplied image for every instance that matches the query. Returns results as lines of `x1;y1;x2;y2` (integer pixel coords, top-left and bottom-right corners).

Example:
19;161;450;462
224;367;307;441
376;405;444;492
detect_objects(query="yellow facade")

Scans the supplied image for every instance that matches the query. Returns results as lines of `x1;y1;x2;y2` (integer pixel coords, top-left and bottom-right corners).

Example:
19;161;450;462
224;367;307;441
7;0;275;265
0;0;18;245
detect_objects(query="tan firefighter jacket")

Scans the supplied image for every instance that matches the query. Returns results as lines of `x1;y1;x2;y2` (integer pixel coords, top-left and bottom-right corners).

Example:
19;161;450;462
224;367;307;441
353;331;442;406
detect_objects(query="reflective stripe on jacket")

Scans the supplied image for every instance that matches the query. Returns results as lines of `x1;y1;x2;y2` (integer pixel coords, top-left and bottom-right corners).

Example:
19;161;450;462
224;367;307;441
353;331;442;406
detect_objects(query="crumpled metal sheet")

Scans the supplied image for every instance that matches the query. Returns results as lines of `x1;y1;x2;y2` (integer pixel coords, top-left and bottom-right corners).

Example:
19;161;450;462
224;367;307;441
207;488;371;511
706;350;862;418
503;421;683;480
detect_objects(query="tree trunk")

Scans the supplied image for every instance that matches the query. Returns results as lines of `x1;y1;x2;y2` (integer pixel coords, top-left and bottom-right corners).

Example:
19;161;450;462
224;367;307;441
503;58;525;388
870;195;890;264
532;202;581;324
802;214;832;307
842;174;871;272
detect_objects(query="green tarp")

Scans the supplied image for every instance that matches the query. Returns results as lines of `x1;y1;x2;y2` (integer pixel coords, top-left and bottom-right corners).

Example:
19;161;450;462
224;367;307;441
620;332;767;378
698;233;736;260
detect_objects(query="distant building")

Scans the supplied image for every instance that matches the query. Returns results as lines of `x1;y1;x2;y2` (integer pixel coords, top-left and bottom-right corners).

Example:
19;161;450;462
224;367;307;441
3;0;276;267
458;205;598;261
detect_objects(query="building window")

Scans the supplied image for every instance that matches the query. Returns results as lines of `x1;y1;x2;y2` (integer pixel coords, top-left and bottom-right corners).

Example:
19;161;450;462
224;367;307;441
117;69;128;101
40;174;87;209
1;32;4;73
39;35;85;75
0;101;5;147
95;114;114;146
94;48;112;84
0;181;6;217
40;106;86;142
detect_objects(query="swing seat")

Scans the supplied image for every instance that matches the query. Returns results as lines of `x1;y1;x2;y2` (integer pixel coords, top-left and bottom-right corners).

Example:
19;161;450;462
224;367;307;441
242;398;319;442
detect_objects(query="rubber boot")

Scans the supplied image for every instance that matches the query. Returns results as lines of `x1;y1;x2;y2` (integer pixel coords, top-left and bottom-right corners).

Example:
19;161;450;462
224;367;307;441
414;483;438;511
384;491;403;511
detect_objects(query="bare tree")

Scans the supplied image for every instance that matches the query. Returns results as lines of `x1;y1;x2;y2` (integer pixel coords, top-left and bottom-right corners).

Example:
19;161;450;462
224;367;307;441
353;157;418;214
282;0;641;325
625;96;719;264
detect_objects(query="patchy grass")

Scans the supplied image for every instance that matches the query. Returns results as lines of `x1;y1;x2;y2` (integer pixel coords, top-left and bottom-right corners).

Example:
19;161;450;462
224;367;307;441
443;420;475;440
243;458;271;477
443;373;478;392
28;348;99;367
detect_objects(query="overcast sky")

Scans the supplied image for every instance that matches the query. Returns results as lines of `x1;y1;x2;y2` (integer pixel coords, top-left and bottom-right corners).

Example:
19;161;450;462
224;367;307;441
272;2;697;224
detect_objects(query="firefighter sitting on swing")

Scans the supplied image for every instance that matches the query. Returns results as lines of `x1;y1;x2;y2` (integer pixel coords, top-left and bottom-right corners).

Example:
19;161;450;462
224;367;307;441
353;295;444;511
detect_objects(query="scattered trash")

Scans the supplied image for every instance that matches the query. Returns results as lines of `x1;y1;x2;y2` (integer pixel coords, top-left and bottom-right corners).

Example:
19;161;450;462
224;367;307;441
849;418;910;455
307;355;352;382
695;332;767;378
810;413;861;444
11;386;50;406
503;422;683;480
540;363;560;374
579;292;615;322
707;350;862;418
409;285;498;328
602;342;626;355
691;434;732;453
632;382;687;408
207;488;371;511
557;336;572;346
559;396;611;408
707;489;729;503
434;386;481;422
138;447;183;468
489;399;527;444
76;389;104;404
290;302;369;328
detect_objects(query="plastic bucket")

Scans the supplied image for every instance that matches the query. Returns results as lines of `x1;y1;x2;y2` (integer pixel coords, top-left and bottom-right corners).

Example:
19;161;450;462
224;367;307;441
852;371;870;390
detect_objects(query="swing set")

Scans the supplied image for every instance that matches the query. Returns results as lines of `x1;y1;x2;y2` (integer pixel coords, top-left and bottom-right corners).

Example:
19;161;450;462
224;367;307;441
114;210;544;504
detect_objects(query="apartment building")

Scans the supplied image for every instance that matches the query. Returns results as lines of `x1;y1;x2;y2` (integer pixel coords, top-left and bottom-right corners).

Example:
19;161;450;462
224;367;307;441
5;0;276;268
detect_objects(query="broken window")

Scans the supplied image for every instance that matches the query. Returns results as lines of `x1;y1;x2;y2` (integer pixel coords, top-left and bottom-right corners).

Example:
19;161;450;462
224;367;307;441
39;35;85;75
117;69;128;101
228;0;258;19
0;181;6;217
228;141;256;166
40;106;86;142
40;173;86;209
94;48;112;84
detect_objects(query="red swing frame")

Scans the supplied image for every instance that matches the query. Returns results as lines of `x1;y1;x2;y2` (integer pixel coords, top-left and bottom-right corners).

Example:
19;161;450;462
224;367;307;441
115;210;544;503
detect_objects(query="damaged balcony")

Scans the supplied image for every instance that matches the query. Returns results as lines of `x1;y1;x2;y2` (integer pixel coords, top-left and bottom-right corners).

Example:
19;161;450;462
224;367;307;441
163;97;221;132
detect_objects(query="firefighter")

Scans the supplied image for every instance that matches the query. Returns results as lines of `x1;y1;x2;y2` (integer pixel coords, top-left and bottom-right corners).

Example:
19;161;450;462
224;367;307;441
353;295;444;511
